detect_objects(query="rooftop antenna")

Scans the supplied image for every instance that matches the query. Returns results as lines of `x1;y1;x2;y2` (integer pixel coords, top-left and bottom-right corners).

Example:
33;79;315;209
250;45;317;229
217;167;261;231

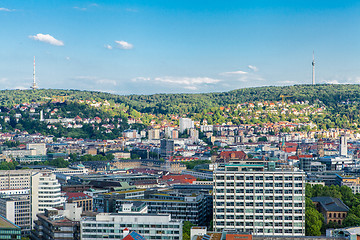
31;56;38;90
312;51;315;85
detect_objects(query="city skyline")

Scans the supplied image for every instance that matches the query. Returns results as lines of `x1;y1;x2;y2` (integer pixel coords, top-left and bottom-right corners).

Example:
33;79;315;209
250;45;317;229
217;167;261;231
1;0;359;95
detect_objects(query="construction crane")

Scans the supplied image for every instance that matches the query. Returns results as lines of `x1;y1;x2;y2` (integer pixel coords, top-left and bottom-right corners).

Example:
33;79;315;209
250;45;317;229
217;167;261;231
280;95;292;105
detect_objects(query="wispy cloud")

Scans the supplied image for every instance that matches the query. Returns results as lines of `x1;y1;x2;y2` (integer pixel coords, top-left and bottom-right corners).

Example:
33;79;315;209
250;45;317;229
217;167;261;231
220;70;248;76
115;40;133;50
29;33;64;46
105;41;133;50
73;3;99;11
248;65;258;72
132;77;151;82
133;76;220;90
277;80;296;85
73;6;87;11
0;7;13;12
104;44;113;50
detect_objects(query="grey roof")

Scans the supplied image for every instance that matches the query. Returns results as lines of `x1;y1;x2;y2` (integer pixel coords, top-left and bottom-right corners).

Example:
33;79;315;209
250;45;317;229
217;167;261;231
311;197;349;212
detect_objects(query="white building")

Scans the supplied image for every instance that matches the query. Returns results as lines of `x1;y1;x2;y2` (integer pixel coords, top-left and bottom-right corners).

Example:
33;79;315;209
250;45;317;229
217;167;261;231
31;171;65;225
0;170;33;190
26;143;47;156
213;163;305;236
81;213;182;239
179;118;194;134
340;135;347;157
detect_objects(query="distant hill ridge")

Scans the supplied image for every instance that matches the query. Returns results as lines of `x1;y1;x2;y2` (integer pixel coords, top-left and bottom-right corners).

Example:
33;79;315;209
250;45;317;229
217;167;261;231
0;84;359;114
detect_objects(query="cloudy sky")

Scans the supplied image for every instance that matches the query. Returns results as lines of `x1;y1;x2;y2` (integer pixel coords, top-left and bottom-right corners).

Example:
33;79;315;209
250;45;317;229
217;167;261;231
1;0;359;94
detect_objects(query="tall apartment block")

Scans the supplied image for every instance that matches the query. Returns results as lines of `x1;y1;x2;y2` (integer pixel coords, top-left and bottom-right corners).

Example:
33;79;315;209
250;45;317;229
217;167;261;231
179;118;194;133
31;171;65;224
213;163;305;236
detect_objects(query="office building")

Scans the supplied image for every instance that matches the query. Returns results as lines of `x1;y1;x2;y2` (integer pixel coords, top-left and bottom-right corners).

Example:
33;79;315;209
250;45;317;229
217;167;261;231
0;195;31;235
213;163;305;236
0;170;33;190
81;212;182;240
26;143;47;156
31;171;65;224
160;139;175;157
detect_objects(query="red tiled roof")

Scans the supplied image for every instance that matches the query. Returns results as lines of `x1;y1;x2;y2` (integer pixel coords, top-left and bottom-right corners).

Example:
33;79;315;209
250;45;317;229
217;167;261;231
64;192;91;200
219;151;247;160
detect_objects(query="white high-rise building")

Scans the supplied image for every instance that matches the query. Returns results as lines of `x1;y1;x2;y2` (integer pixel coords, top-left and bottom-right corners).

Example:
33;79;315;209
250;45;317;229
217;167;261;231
213;163;305;236
31;171;65;225
340;135;347;157
179;118;194;134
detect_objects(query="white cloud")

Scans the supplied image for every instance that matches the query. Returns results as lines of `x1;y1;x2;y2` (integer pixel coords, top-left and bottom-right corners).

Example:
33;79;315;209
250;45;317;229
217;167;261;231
153;76;220;85
132;77;151;82
73;3;98;11
277;80;296;85
104;44;113;50
248;65;258;72
323;80;340;84
134;76;220;90
96;79;117;86
29;33;64;46
220;70;248;76
115;40;133;50
0;8;13;12
66;56;70;60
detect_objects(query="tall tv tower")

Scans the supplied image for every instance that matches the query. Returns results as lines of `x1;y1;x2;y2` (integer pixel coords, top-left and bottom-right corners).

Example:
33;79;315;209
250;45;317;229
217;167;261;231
312;51;315;85
30;56;38;90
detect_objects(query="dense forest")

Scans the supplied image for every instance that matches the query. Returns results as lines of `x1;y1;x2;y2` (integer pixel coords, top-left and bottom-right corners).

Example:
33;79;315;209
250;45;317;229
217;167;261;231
1;84;360;130
0;84;359;112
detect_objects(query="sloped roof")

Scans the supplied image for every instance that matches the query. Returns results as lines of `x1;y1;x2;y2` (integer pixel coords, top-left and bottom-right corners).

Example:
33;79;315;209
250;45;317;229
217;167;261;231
122;231;147;240
311;196;349;212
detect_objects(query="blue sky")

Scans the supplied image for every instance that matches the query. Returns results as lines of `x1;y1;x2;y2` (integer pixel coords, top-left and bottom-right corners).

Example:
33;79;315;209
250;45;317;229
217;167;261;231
0;0;359;94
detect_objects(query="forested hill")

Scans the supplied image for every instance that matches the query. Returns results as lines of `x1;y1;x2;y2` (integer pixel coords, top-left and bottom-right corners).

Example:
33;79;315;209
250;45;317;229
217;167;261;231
0;84;359;114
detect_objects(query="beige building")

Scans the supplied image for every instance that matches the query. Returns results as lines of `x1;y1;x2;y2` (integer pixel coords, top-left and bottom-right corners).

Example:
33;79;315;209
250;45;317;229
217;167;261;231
0;170;33;190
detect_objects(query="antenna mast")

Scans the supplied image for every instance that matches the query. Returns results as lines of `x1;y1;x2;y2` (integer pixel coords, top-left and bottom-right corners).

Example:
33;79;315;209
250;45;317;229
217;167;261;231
312;51;315;85
31;56;38;90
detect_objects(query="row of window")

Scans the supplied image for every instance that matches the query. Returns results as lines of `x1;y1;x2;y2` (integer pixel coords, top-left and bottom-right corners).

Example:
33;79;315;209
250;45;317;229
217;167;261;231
216;182;303;188
216;195;303;201
215;175;303;181
216;189;303;194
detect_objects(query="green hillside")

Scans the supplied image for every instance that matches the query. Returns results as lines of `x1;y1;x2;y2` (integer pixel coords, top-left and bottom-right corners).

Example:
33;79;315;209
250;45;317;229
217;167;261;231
1;84;359;114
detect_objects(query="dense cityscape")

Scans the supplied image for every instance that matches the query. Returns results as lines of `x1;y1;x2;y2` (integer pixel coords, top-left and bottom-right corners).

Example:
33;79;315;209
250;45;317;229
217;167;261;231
1;0;360;239
0;88;360;239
